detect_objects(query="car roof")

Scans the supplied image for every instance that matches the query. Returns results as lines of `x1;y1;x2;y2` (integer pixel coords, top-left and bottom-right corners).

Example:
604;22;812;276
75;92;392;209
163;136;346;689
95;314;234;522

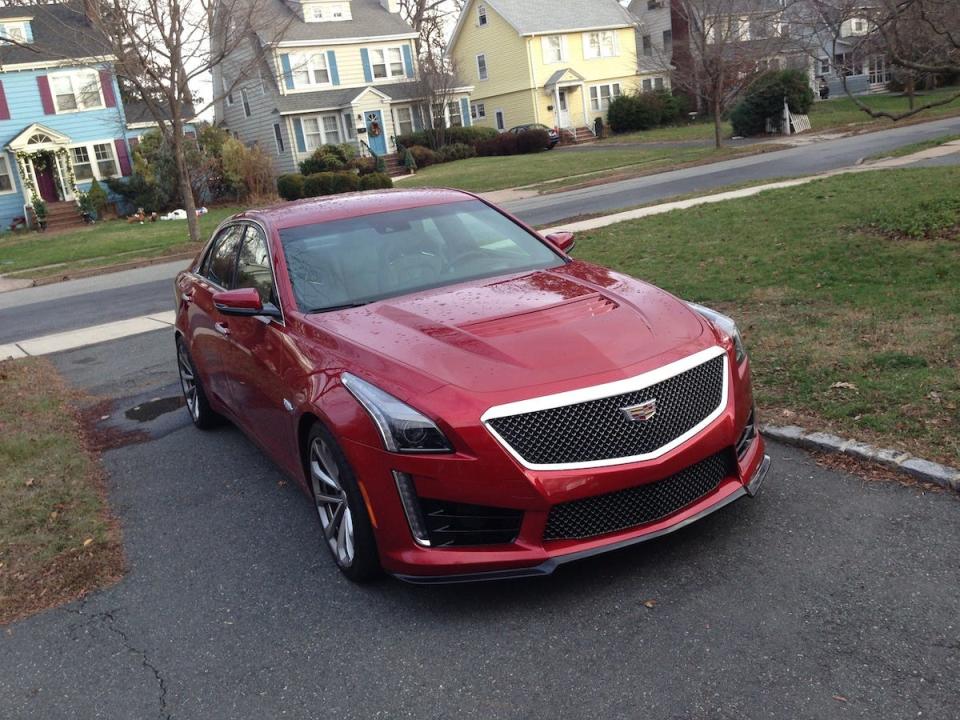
232;188;478;231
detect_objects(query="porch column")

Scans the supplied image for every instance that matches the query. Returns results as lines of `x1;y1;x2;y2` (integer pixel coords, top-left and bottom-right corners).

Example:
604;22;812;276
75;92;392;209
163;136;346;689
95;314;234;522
580;84;589;130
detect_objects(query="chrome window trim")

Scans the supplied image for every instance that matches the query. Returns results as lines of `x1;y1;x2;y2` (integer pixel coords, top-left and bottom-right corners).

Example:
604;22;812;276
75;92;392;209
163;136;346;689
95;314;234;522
480;346;729;471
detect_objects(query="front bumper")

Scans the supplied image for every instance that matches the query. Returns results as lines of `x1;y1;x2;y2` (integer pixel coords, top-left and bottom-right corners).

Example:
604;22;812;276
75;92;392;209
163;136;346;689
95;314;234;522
396;452;770;584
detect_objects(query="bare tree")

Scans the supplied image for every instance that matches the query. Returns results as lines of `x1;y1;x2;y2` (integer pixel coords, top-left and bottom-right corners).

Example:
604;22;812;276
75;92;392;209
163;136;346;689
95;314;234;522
397;0;464;56
807;0;960;121
414;53;463;147
50;0;290;242
669;0;802;147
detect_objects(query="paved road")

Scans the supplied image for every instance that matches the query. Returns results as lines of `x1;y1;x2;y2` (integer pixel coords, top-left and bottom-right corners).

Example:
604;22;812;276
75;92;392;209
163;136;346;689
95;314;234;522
2;117;959;345
1;331;958;719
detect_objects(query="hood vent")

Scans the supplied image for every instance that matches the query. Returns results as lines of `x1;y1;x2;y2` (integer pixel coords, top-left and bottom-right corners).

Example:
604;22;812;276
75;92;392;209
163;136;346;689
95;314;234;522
460;294;617;338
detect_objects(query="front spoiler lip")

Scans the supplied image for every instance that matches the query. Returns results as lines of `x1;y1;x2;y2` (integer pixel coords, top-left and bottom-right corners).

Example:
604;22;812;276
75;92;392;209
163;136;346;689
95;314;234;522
394;454;771;585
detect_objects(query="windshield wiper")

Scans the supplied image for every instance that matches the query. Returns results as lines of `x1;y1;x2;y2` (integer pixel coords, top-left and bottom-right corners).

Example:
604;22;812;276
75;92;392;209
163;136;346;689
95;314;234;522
306;302;371;314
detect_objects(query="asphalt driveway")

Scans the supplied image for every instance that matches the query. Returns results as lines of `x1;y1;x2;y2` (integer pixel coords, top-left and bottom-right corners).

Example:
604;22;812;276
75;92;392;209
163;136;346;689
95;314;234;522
1;331;958;720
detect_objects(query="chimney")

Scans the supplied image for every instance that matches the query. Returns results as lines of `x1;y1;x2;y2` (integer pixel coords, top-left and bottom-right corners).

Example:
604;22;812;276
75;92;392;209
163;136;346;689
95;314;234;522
380;0;400;13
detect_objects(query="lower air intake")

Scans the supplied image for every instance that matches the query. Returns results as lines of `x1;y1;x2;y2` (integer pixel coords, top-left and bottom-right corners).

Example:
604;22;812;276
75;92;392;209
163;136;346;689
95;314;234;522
543;450;735;541
420;499;523;547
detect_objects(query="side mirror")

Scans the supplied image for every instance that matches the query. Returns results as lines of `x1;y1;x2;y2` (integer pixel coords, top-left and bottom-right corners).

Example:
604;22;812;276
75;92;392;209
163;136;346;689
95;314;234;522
213;288;281;319
546;231;576;254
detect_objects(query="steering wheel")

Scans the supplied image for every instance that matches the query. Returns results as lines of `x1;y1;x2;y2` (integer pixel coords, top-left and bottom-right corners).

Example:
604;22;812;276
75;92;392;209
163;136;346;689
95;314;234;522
448;249;489;273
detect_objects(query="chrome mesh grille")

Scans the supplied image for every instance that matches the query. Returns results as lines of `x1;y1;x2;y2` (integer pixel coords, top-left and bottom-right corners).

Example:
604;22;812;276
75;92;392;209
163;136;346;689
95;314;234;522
543;450;734;541
487;354;725;466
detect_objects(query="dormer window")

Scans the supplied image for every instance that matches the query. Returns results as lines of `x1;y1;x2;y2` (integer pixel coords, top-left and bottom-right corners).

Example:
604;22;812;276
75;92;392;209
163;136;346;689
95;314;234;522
0;19;32;43
305;2;351;22
478;5;487;26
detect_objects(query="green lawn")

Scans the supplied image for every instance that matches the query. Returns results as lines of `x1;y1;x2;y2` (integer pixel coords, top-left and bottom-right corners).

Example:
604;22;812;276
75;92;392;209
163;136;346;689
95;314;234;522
868;133;960;160
0;358;123;624
403;144;752;193
574;167;960;466
607;86;960;144
0;207;240;278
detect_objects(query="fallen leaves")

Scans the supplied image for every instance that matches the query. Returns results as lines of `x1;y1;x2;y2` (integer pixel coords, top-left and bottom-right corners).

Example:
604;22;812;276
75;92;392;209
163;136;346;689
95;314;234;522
643;599;657;609
829;381;859;392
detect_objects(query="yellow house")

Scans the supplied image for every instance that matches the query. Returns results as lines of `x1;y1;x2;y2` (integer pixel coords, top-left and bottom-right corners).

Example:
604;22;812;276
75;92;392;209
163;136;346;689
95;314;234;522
448;0;658;136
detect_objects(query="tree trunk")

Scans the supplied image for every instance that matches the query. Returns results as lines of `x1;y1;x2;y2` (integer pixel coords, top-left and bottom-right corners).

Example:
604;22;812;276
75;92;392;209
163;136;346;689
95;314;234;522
906;74;916;111
170;116;200;243
713;96;723;149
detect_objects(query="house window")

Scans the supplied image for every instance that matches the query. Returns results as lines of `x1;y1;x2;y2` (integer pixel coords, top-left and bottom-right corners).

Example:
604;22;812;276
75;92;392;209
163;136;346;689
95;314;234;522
655;77;664;90
273;123;285;153
50;70;102;113
342;113;355;139
0;156;14;193
584;31;617;59
396;106;414;135
663;30;672;55
642;35;652;57
820;59;831;75
478;5;487;26
302;117;324;149
476;53;488;80
471;103;486;120
323;115;341;144
292;52;330;87
542;35;564;64
0;21;29;43
590;83;621;111
223;77;234;105
495;109;504;131
241;88;251;117
370;47;404;79
93;143;118;177
642;78;652;92
71;146;93;179
853;19;865;33
448;101;462;128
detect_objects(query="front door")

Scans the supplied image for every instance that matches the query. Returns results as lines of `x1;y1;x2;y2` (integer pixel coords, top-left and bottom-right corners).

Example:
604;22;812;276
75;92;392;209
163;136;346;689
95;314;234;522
557;91;570;128
364;110;387;155
34;156;58;202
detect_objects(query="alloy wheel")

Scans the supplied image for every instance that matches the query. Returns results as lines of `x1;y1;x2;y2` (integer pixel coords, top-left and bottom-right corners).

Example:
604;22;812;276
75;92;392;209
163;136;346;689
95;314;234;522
177;343;200;421
310;437;355;567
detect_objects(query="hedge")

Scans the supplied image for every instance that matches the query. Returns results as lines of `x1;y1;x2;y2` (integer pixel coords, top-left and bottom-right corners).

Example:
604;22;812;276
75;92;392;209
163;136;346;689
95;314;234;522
607;90;692;133
395;125;498;150
476;129;550;156
277;171;393;199
730;69;815;137
277;173;305;201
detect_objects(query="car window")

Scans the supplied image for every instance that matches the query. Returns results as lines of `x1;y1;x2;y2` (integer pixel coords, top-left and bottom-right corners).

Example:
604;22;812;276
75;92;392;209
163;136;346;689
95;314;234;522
206;225;246;288
235;225;277;307
279;199;564;313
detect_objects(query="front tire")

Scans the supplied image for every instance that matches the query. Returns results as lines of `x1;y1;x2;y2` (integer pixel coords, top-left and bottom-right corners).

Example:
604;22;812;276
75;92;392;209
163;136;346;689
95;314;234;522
306;423;381;582
176;337;221;430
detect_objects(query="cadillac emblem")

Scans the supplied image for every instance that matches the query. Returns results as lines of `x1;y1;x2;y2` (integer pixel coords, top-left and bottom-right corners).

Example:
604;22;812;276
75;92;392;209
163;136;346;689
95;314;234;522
621;399;658;422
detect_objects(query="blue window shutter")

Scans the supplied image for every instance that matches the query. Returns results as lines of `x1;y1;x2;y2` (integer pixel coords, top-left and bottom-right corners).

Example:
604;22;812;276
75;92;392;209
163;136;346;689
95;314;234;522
460;97;471;127
24;22;34;43
402;45;414;78
293;118;306;152
280;53;294;90
327;51;340;86
361;48;373;83
412;106;423;131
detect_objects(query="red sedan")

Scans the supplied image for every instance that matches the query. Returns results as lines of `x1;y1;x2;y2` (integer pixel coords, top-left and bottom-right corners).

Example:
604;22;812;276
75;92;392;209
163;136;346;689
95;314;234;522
174;189;769;583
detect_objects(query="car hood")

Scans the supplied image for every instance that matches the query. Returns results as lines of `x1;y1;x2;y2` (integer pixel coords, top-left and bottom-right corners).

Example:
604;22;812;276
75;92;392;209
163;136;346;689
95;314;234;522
309;261;713;398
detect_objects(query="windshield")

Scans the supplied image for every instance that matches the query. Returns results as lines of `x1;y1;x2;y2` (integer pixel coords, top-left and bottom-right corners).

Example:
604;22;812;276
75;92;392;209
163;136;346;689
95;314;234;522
279;199;565;313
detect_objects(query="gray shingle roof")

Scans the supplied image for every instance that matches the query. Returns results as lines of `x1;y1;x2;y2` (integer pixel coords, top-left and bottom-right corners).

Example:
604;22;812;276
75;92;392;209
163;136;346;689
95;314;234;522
257;0;415;45
124;100;197;125
0;2;112;66
275;80;425;113
483;0;636;35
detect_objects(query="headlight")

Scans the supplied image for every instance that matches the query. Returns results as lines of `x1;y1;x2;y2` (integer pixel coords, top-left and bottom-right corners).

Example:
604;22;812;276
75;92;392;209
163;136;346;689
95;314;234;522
342;373;453;453
687;302;746;364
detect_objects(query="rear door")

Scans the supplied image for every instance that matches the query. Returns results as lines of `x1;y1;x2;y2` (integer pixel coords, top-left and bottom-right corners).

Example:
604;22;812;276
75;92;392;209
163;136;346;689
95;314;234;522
182;224;246;410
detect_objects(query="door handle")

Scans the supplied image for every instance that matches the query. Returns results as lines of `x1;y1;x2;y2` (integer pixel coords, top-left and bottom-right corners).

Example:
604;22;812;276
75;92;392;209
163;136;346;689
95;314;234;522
181;292;194;304
214;321;230;336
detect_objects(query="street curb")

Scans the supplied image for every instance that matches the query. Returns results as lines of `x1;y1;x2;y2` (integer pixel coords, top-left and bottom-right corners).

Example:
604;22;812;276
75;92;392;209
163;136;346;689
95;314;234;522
4;251;197;290
761;424;960;492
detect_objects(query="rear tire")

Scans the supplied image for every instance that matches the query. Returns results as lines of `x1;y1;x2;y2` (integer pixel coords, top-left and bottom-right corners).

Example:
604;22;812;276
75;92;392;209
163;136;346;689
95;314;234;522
176;337;221;430
306;422;381;582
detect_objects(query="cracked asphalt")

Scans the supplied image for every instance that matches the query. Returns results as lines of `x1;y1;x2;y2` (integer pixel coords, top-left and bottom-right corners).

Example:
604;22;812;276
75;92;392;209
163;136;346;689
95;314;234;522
2;330;959;719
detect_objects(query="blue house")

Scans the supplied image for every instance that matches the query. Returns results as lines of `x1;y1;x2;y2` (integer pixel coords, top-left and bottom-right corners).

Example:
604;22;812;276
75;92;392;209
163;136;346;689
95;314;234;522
0;3;132;230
